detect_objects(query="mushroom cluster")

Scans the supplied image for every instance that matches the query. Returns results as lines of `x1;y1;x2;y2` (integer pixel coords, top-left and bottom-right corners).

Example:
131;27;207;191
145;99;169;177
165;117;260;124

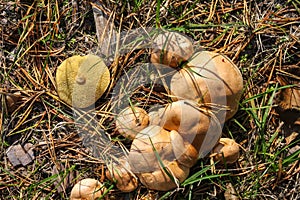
107;31;243;192
64;31;243;197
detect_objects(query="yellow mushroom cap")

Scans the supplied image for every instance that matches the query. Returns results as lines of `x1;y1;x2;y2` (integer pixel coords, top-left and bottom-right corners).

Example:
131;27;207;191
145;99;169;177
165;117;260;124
70;178;106;200
56;54;110;108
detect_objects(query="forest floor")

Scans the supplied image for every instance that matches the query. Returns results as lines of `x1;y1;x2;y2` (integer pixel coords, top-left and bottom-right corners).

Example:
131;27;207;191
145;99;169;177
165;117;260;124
1;0;300;199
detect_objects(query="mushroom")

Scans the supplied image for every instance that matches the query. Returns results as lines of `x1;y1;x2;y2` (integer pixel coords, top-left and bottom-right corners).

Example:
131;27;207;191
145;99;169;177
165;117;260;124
170;130;199;168
148;110;161;126
128;125;192;191
170;51;243;122
128;125;198;170
56;54;110;108
128;125;199;171
151;100;222;158
138;160;189;191
105;158;138;192
128;125;174;173
115;106;149;139
150;31;194;68
70;178;106;200
211;138;240;164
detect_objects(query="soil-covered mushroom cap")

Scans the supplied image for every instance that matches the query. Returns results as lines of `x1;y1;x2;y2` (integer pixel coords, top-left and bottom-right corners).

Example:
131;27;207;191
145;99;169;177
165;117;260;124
150;31;194;68
105;159;138;192
70;178;105;200
116;106;149;139
212;138;240;164
56;54;110;108
170;51;243;122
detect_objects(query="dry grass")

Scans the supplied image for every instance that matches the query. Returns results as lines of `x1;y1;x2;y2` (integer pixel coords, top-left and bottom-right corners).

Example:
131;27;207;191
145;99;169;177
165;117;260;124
1;0;300;199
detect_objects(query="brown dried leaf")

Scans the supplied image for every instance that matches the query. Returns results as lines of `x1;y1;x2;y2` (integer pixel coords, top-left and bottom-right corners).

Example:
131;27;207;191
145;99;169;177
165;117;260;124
277;85;300;111
276;65;300;125
5;92;21;113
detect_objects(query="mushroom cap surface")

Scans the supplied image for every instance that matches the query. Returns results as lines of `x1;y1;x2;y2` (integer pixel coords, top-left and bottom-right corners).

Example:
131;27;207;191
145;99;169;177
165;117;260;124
128;125;199;174
70;178;105;200
138;160;189;191
115;106;149;139
212;138;240;164
56;54;110;108
150;31;194;68
128;125;174;173
170;130;199;168
148;110;161;126
153;100;222;158
170;51;243;121
105;159;138;192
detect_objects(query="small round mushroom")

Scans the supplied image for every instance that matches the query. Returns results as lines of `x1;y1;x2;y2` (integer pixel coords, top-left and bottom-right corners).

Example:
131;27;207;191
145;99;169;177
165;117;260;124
70;178;106;200
56;54;110;108
105;158;138;192
170;51;243;121
211;138;240;164
150;31;194;68
115;106;149;139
